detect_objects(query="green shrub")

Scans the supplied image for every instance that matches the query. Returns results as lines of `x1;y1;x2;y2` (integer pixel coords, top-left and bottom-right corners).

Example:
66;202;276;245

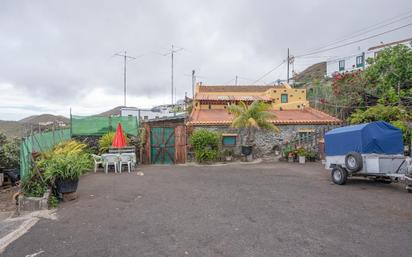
222;149;234;157
48;194;59;208
190;130;220;162
0;133;20;169
98;132;130;153
282;145;294;158
42;153;92;181
306;150;318;161
296;148;307;157
21;170;48;197
37;140;93;181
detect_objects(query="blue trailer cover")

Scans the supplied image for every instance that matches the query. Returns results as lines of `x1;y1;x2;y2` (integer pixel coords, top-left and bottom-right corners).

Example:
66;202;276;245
325;121;403;156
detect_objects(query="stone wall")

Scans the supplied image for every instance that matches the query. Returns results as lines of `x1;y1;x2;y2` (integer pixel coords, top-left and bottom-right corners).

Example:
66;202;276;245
193;124;338;157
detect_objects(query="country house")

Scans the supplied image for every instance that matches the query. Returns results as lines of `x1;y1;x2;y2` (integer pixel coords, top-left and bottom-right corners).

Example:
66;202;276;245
187;83;341;157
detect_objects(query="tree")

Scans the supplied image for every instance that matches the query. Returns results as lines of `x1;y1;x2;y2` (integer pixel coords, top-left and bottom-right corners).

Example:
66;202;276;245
227;100;279;146
331;70;371;118
364;43;412;105
348;104;411;143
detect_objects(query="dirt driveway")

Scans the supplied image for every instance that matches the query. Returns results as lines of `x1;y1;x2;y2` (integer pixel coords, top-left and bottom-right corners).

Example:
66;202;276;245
2;162;412;257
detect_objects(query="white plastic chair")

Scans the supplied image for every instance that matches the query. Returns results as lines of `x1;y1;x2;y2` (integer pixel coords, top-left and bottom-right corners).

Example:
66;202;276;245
122;153;137;168
119;154;132;173
103;154;119;174
91;154;103;173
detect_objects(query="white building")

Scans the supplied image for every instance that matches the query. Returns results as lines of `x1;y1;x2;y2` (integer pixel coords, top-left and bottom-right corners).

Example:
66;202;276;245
326;37;412;77
121;105;185;121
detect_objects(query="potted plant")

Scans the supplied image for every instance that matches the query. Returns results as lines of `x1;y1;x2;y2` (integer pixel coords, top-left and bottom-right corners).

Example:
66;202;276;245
306;150;318;162
296;148;306;164
222;149;234;161
43;153;92;194
287;152;295;163
39;140;92;195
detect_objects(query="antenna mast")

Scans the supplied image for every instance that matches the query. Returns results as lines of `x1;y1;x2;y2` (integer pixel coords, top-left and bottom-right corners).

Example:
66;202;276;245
164;45;184;105
114;51;137;106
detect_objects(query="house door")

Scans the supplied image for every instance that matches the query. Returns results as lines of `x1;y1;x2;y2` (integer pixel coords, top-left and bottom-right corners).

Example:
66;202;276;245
150;127;175;164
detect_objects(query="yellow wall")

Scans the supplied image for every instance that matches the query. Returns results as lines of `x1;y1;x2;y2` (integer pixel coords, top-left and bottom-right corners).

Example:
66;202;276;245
265;88;308;110
194;84;308;111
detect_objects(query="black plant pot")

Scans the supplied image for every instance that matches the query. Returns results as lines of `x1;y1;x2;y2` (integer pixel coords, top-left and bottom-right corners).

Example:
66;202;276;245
241;145;253;156
55;178;79;194
4;168;20;186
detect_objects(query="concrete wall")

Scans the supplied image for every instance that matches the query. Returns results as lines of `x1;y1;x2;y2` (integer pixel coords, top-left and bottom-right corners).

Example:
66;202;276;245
193;124;337;157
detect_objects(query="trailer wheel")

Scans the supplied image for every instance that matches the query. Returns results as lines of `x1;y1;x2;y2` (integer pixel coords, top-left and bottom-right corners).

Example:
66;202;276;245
331;166;348;185
345;152;363;172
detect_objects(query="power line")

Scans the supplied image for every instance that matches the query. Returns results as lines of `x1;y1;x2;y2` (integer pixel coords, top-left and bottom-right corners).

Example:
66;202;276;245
222;78;236;85
236;76;256;82
299;10;412;55
253;60;286;84
296;22;412;57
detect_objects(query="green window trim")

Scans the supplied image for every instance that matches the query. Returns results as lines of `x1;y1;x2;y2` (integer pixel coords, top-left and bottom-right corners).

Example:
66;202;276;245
338;60;345;71
356;55;364;68
281;94;288;103
222;136;236;146
298;131;313;141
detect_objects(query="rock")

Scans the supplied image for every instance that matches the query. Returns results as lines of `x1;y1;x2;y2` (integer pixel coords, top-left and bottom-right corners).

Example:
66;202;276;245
62;192;77;202
136;172;144;176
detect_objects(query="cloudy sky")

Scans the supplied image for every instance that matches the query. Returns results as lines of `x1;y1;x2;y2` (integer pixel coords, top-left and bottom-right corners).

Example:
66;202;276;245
1;0;412;120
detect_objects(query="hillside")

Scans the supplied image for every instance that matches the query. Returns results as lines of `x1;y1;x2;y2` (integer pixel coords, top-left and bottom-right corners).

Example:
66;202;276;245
0;114;70;138
293;62;326;84
1;107;127;138
0;120;25;138
19;114;69;124
97;106;124;116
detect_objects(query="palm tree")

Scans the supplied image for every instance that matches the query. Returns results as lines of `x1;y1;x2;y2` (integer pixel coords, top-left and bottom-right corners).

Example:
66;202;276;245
227;100;280;147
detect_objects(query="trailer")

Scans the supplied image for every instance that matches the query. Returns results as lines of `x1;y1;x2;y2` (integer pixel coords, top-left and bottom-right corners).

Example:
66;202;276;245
324;121;412;193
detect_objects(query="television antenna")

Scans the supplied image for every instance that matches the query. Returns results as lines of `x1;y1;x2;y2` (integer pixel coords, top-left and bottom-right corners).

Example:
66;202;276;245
114;51;143;106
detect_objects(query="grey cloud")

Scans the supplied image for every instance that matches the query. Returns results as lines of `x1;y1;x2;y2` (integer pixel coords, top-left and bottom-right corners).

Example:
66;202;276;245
0;0;412;111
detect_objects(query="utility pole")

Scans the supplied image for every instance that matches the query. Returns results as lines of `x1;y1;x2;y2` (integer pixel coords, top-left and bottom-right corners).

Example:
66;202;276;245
114;51;137;106
164;45;184;105
191;70;196;99
171;45;174;105
235;75;238;86
287;48;290;84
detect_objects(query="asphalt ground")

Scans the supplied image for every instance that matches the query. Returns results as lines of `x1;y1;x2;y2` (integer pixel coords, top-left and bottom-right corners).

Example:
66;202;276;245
2;162;412;257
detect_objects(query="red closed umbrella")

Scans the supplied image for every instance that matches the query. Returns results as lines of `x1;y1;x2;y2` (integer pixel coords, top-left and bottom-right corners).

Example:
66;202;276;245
112;123;127;148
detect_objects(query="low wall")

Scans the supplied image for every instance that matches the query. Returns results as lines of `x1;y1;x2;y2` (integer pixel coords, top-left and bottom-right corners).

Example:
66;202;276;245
18;190;50;212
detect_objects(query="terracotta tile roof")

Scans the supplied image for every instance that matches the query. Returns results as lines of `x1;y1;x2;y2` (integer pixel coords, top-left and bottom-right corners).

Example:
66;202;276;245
195;93;272;102
188;107;341;125
198;85;285;93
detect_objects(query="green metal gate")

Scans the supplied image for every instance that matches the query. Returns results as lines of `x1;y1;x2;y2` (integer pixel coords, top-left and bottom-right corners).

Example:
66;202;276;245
150;127;175;164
